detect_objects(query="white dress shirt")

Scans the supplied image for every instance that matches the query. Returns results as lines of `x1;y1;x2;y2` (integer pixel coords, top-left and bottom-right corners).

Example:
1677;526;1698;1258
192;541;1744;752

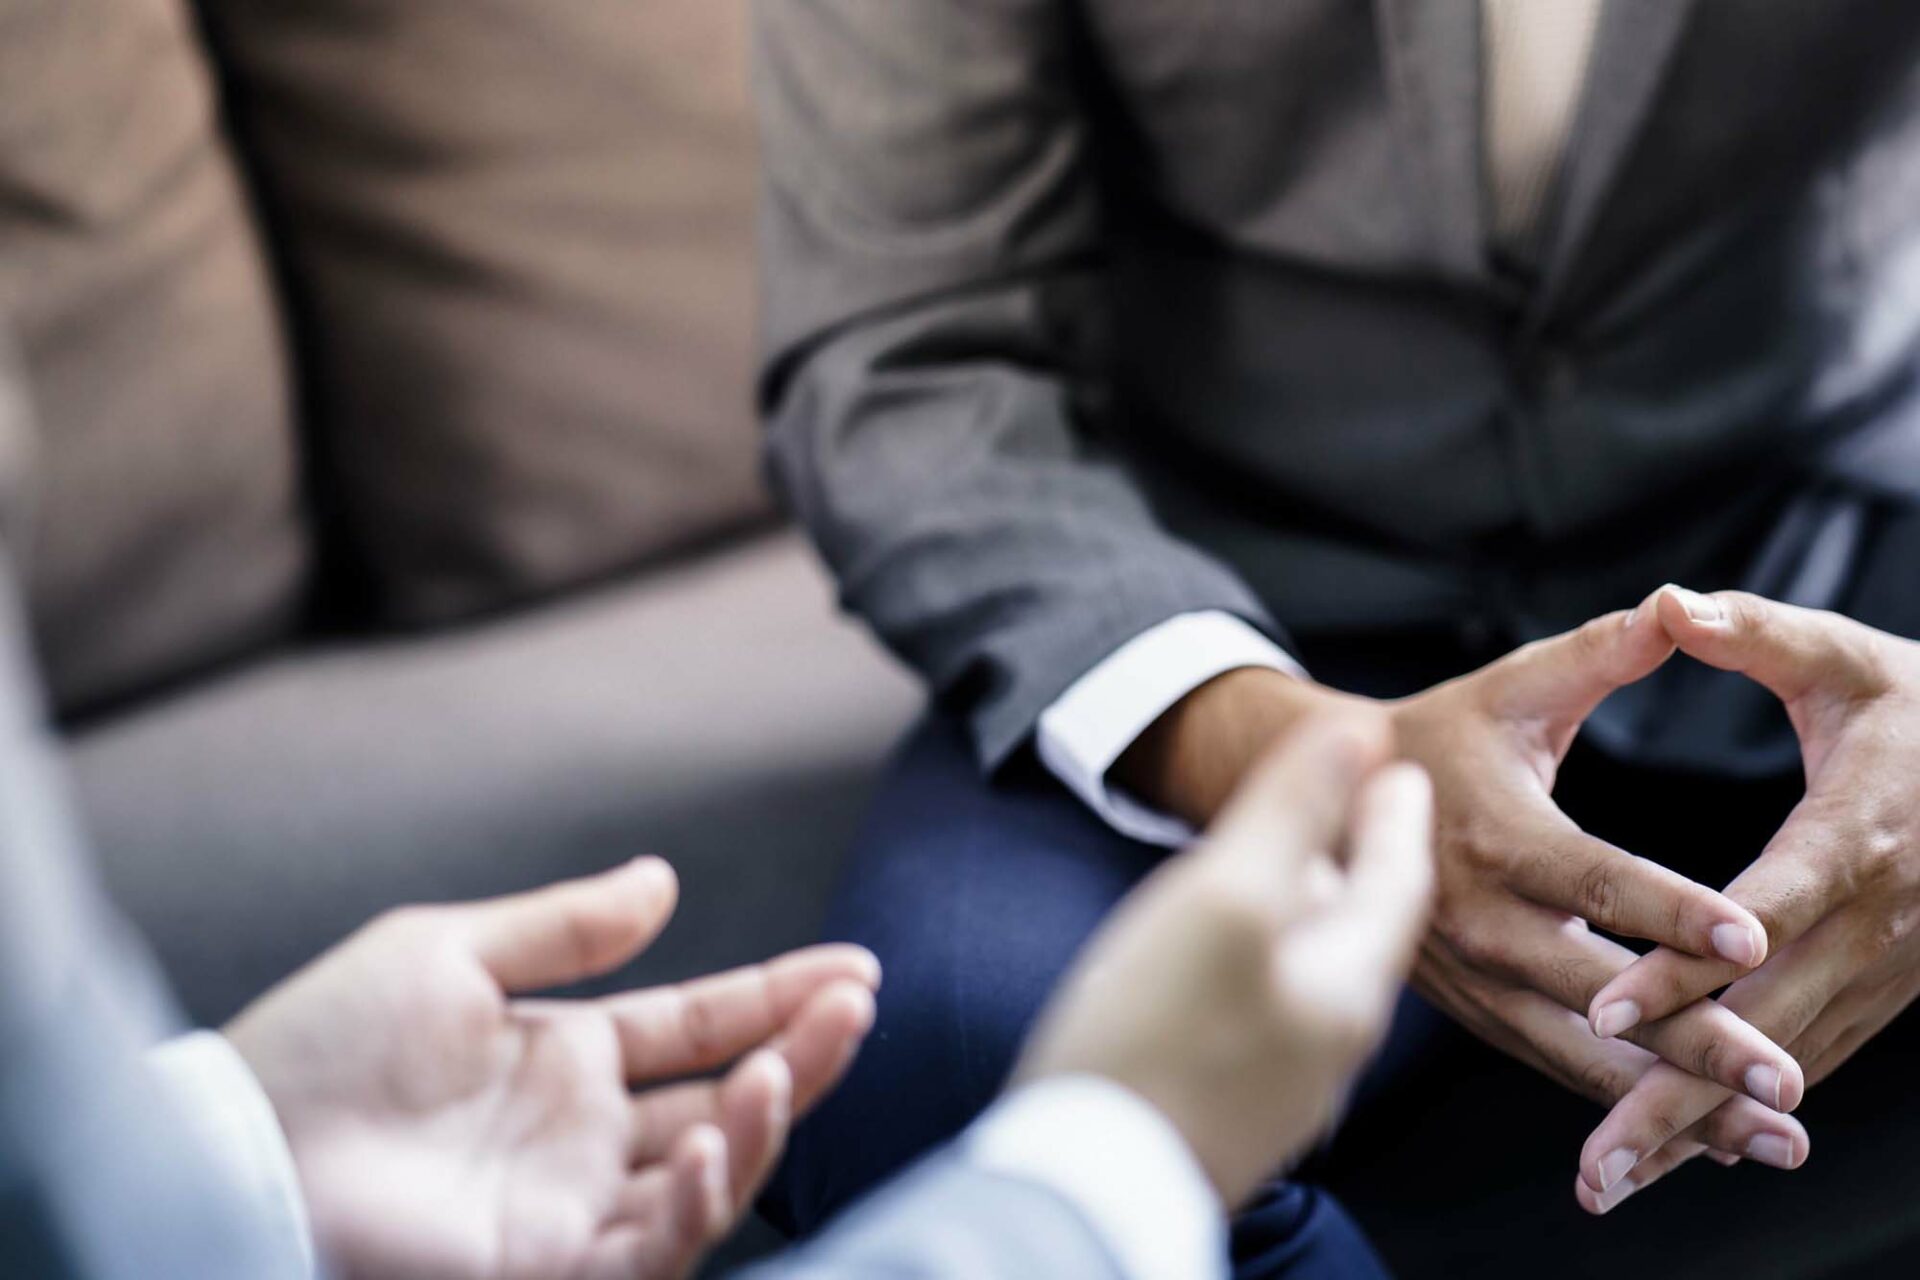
1038;0;1609;841
149;1038;1225;1280
147;1032;315;1280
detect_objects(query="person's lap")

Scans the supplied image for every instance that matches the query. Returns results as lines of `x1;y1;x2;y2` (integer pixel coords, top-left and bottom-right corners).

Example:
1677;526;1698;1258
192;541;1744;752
765;716;1398;1278
769;706;1920;1277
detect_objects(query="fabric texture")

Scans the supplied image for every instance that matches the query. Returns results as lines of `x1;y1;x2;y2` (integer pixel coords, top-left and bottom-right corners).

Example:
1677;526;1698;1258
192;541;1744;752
0;0;307;715
785;712;1920;1277
965;1077;1226;1280
147;1033;314;1279
1037;610;1302;845
755;0;1920;777
193;0;774;626
765;718;1392;1280
0;537;296;1279
72;530;922;1024
746;1153;1131;1280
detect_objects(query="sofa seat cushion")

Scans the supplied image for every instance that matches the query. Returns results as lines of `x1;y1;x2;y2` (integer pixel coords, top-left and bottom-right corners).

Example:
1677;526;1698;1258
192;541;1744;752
69;530;921;1024
0;0;308;715
194;0;772;625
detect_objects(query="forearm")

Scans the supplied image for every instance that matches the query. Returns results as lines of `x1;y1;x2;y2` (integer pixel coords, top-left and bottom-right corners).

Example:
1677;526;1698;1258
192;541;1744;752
758;0;1286;770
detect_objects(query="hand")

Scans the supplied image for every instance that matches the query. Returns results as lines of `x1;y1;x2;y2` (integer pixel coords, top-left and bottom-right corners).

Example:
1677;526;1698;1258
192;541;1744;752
1575;587;1920;1212
1119;609;1803;1124
227;858;880;1280
1019;716;1434;1206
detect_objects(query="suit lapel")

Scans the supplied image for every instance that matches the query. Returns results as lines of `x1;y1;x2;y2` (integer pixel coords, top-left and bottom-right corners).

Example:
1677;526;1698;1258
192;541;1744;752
1375;0;1488;285
1531;0;1699;316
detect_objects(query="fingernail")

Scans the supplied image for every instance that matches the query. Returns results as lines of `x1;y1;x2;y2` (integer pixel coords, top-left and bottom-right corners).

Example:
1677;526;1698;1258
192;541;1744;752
1745;1064;1783;1110
1599;1147;1640;1192
1709;1151;1741;1168
1593;1000;1642;1040
1712;922;1763;967
629;855;672;885
1668;586;1724;624
1747;1133;1796;1169
1594;1176;1637;1214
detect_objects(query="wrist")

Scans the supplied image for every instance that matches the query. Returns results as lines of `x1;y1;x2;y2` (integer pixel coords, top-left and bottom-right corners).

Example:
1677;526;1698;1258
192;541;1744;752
1113;668;1371;826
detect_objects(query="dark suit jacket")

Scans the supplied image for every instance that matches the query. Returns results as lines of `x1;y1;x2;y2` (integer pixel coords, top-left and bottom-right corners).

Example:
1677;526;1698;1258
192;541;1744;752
755;0;1920;775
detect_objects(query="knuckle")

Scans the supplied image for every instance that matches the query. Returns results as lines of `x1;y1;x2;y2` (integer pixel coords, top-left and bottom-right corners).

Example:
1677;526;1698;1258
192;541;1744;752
1541;950;1595;1003
1569;618;1610;665
1856;823;1909;892
1669;890;1695;953
1575;858;1624;924
1864;905;1920;963
1778;983;1828;1039
1690;1033;1727;1085
1575;1058;1632;1105
1720;593;1760;632
1448;815;1506;874
1644;1105;1688;1143
677;987;723;1058
1655;960;1708;1007
1448;917;1506;970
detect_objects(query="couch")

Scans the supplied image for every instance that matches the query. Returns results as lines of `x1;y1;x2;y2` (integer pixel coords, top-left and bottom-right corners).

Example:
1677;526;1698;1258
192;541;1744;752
1;0;919;1037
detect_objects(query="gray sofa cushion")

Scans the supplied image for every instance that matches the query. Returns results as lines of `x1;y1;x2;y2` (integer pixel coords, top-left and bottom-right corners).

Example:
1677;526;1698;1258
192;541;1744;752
70;530;921;1025
0;0;307;715
194;0;773;625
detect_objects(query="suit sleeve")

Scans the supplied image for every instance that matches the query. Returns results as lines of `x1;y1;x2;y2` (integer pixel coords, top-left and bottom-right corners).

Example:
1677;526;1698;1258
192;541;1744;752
753;0;1284;768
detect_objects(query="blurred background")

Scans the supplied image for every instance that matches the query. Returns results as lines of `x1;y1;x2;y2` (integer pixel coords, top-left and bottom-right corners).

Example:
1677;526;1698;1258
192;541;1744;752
0;2;920;1265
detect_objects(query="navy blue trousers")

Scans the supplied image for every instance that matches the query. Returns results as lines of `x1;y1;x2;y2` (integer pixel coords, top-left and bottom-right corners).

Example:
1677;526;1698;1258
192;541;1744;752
766;717;1407;1278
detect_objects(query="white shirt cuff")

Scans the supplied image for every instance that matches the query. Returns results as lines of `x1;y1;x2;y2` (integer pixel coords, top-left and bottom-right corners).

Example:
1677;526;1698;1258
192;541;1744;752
1037;611;1305;846
148;1031;316;1280
966;1076;1227;1280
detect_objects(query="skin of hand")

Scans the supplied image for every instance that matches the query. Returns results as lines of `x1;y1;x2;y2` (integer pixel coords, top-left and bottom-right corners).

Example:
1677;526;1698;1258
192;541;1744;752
1116;602;1805;1152
1572;587;1920;1213
1017;715;1435;1207
226;858;880;1280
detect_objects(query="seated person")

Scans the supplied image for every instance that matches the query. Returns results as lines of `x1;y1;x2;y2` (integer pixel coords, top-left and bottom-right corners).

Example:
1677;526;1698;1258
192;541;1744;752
750;0;1920;1263
0;514;1435;1278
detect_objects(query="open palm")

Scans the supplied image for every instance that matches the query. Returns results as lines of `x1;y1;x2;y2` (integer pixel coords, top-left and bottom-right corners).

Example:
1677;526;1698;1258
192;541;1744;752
226;858;878;1280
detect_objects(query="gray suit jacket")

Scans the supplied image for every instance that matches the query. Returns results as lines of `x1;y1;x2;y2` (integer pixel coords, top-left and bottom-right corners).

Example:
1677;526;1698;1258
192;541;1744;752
755;0;1920;775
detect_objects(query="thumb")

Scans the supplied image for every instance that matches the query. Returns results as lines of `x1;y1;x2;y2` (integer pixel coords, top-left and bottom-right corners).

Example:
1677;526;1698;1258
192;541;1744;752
462;856;679;992
1484;603;1676;725
1276;763;1435;1014
1652;586;1884;707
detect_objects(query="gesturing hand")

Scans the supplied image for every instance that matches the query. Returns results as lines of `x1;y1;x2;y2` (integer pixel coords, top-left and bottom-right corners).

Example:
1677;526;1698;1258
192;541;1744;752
1018;716;1435;1206
226;858;879;1280
1576;588;1920;1212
